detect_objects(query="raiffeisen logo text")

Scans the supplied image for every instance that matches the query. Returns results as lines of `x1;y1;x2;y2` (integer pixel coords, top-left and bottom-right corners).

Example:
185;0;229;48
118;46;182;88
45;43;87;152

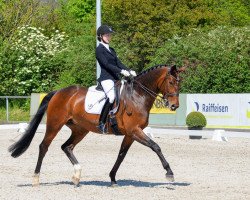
194;102;229;112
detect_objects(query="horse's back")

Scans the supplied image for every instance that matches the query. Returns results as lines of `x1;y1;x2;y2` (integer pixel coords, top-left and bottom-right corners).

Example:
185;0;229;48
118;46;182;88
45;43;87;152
57;85;87;97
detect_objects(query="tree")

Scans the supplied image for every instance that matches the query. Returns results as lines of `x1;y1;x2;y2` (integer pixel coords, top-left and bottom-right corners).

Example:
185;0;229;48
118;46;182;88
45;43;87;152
1;0;249;94
0;0;41;40
150;26;250;93
102;0;250;72
0;0;97;95
53;0;97;88
0;26;69;95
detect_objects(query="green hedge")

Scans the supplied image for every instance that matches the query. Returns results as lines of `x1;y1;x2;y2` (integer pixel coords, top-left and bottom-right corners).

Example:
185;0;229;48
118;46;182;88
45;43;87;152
186;111;207;128
150;26;250;93
0;1;250;95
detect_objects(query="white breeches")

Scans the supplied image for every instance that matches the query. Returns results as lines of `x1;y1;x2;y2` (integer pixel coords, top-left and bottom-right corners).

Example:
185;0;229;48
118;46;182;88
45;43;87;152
101;79;115;103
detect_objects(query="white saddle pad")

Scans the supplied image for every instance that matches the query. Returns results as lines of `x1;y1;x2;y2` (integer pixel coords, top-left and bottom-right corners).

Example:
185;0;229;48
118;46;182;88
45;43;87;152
85;86;106;114
85;81;125;114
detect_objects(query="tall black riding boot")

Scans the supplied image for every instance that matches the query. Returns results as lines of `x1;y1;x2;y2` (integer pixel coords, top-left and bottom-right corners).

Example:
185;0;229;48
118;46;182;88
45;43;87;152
97;98;112;134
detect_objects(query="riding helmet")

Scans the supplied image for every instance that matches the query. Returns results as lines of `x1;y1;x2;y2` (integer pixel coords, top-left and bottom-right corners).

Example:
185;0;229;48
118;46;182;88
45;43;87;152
97;25;114;41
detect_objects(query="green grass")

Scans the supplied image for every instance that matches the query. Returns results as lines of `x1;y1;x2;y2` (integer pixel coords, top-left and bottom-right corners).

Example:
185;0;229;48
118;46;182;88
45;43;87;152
0;106;30;122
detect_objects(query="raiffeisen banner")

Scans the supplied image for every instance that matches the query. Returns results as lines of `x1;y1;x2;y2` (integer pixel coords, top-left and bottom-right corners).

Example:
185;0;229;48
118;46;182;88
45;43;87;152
186;94;250;129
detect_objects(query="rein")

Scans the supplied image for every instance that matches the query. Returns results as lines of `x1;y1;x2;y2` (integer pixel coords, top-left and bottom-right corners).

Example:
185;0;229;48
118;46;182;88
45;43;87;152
134;80;165;100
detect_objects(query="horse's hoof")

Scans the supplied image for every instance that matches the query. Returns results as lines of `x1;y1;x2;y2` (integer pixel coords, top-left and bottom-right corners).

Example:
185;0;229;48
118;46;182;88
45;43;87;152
166;174;175;182
32;174;40;186
72;176;80;186
32;182;39;187
110;181;119;187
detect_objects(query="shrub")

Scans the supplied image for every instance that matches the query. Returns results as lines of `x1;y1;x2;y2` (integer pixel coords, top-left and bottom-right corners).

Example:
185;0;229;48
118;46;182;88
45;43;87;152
54;32;96;89
0;26;69;95
186;111;207;128
150;26;250;93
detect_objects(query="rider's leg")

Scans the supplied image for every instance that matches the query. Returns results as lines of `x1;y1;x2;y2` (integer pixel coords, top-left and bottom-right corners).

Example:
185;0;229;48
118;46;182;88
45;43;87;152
97;98;112;133
97;80;115;133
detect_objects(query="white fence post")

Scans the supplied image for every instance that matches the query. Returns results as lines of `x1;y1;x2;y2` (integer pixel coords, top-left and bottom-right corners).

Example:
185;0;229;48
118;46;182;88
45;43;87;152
6;97;9;122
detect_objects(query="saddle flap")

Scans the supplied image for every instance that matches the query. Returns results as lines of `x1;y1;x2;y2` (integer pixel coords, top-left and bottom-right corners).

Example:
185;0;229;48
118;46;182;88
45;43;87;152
85;82;124;115
85;86;106;114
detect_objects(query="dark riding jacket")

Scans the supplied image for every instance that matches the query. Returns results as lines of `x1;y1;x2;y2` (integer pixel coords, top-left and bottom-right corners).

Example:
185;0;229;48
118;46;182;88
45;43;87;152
96;43;129;82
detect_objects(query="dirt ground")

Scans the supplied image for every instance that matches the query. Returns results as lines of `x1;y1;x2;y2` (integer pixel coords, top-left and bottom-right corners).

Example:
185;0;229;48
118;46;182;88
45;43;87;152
0;128;249;200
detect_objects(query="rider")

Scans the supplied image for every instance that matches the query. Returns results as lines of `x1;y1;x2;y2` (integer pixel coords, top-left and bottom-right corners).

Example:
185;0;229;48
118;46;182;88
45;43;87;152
96;24;137;133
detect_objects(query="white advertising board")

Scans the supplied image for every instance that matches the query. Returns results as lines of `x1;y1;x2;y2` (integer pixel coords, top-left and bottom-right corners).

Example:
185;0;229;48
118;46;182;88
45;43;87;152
186;94;250;129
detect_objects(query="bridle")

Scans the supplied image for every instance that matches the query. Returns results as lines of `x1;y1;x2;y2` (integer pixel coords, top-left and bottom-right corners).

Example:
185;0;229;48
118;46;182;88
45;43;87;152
133;72;180;103
160;74;180;99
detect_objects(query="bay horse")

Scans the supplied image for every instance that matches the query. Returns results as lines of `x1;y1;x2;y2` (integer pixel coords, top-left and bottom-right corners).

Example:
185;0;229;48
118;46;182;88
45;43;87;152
9;65;184;187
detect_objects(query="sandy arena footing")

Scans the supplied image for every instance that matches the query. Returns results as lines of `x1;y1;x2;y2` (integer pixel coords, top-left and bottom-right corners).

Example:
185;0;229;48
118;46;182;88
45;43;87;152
0;128;249;200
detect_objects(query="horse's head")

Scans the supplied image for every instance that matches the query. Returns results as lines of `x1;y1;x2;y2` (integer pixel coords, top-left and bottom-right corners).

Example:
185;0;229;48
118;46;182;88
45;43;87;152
159;65;185;111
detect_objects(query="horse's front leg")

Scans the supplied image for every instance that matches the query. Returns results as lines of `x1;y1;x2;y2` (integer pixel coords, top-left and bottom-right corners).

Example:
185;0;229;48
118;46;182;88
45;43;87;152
132;128;174;182
109;135;134;187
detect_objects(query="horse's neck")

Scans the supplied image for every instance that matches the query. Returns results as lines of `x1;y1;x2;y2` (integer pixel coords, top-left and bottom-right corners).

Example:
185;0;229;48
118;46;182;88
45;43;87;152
134;68;165;111
137;67;166;93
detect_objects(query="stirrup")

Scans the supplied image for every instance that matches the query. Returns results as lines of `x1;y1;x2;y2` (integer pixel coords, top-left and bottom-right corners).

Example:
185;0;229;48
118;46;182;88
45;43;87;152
97;122;107;134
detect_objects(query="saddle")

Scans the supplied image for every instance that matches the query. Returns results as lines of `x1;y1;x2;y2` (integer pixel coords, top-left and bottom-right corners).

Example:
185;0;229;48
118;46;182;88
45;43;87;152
85;81;124;135
85;82;121;114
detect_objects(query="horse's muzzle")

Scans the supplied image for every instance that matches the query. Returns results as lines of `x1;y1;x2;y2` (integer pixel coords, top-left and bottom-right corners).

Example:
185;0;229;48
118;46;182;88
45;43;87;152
170;104;179;111
164;100;179;111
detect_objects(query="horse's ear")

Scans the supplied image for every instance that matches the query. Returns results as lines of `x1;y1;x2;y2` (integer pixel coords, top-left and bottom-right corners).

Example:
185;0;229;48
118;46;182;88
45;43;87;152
170;65;177;75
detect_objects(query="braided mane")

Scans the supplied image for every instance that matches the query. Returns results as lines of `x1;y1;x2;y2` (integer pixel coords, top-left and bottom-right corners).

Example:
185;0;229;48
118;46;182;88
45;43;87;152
137;64;167;77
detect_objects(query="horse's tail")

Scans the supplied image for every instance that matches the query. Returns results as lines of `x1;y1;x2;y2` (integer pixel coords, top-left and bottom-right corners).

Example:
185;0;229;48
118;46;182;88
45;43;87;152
8;91;57;158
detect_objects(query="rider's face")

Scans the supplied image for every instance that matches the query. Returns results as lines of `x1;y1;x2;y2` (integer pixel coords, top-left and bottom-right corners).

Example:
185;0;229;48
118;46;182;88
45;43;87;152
102;33;112;44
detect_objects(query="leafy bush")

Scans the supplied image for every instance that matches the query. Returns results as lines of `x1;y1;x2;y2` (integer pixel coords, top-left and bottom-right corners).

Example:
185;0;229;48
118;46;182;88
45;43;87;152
54;25;96;89
150;26;250;93
1;0;250;95
103;0;250;71
0;26;69;95
186;111;207;128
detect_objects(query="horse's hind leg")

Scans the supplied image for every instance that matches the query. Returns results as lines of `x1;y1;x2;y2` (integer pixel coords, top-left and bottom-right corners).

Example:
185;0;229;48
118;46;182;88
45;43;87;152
33;125;63;186
109;136;134;186
61;128;89;186
132;128;174;182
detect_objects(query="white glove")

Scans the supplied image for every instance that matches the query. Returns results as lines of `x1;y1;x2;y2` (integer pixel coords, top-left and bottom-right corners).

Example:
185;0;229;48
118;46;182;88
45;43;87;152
130;70;137;77
121;69;130;77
